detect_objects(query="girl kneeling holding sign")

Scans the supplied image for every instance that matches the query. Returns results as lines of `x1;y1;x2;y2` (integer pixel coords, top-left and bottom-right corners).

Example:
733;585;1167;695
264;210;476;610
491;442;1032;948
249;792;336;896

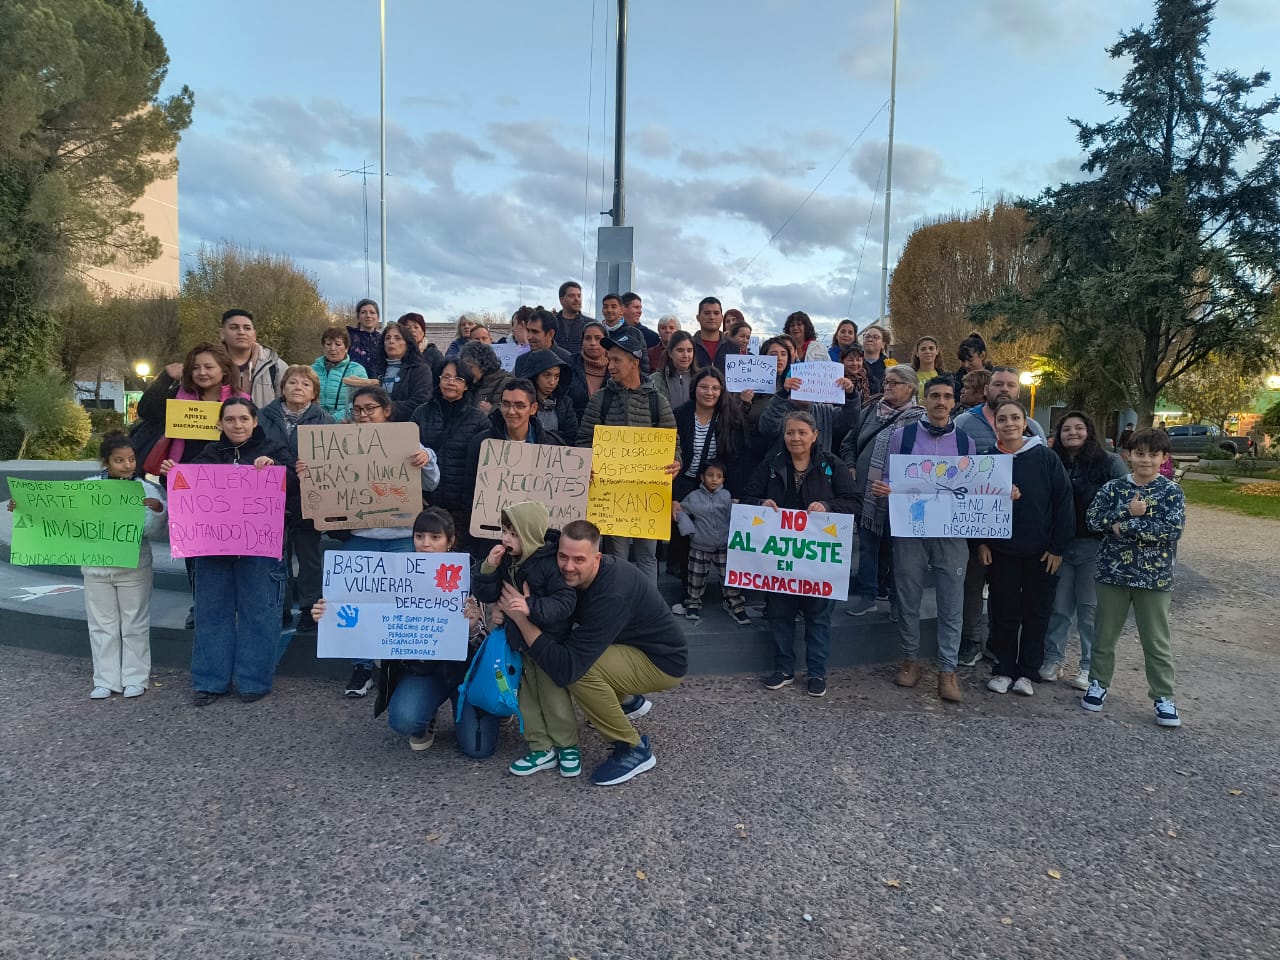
162;398;297;706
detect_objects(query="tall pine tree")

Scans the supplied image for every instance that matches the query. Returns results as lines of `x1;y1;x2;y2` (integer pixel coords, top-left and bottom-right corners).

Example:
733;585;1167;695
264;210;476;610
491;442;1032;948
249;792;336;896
980;0;1280;426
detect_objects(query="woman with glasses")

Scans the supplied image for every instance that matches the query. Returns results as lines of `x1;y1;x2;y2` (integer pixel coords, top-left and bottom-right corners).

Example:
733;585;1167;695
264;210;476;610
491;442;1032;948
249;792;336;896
411;359;491;554
840;365;924;617
459;341;512;415
859;325;897;396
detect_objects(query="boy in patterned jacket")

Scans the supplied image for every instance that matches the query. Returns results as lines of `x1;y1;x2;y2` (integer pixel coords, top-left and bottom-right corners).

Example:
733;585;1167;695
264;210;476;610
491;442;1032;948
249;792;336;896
1082;428;1186;727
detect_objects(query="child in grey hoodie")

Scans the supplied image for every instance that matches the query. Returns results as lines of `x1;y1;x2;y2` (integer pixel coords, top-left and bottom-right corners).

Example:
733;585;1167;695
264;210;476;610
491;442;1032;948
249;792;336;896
673;461;749;625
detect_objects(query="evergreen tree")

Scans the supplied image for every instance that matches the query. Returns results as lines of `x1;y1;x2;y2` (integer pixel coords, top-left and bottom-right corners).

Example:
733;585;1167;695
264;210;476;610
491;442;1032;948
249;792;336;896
979;0;1280;426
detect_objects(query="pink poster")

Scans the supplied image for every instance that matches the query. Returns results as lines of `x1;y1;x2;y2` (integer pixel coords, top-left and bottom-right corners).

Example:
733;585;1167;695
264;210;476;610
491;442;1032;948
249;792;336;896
167;464;287;559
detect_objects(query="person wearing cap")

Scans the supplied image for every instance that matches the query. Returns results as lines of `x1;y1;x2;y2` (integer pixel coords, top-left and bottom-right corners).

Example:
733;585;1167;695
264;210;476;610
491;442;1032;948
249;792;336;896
576;327;679;581
602;293;651;375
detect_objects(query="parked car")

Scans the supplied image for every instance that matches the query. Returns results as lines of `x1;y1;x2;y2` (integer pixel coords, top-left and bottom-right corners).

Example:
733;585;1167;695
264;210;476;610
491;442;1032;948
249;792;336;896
1166;423;1255;457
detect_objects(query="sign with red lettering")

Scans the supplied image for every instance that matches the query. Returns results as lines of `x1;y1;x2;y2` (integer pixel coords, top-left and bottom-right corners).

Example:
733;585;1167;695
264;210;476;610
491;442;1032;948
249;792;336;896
297;422;422;530
167;464;287;559
723;504;855;600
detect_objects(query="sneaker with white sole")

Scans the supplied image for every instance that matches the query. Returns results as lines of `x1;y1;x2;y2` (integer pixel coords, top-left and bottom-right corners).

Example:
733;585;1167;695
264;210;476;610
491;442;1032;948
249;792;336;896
1012;676;1035;697
620;695;652;719
123;684;145;698
1154;697;1182;728
509;748;558;776
591;735;656;786
1070;670;1091;692
409;721;436;751
845;596;876;617
344;664;374;698
1038;662;1060;682
987;675;1012;694
762;671;795;690
724;601;751;626
90;686;112;700
558;745;582;777
1081;680;1107;712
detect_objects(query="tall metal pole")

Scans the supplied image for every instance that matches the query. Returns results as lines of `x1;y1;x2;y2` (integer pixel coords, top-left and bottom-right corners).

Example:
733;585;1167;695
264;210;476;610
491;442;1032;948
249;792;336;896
379;0;388;314
879;0;899;324
611;0;627;226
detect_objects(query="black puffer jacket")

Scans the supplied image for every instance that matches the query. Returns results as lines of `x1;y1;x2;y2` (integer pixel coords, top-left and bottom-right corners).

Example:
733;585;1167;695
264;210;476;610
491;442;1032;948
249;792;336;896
518;349;580;442
411;395;489;511
387;359;434;422
741;445;858;515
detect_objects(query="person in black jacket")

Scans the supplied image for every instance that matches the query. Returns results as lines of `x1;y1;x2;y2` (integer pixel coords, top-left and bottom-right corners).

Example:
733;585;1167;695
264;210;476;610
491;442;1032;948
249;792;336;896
346;322;434;421
411;358;490;553
164;398;298;706
977;400;1075;697
742;410;858;698
520;349;579;442
498;519;687;787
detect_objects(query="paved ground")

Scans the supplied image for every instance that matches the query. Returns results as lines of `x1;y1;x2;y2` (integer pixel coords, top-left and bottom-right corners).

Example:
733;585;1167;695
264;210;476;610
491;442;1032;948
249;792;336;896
2;505;1278;959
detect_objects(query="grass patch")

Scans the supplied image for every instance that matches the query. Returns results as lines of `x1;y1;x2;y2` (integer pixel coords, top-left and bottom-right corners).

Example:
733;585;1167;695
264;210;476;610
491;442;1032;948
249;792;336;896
1181;479;1280;519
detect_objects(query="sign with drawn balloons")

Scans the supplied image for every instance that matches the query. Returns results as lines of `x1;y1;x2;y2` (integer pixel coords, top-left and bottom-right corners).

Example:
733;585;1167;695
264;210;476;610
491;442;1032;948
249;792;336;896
887;454;1013;539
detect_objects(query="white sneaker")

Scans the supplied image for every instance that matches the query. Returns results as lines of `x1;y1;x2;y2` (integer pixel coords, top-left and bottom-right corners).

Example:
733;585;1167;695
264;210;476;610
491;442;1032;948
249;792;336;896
123;684;145;698
90;686;112;699
987;675;1012;694
1154;697;1182;728
670;602;687;615
1070;670;1090;691
1012;677;1035;697
409;722;436;751
1038;663;1059;682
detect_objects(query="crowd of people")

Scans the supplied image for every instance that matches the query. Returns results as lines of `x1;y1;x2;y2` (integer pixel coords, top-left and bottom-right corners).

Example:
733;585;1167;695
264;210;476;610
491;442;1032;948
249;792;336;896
16;282;1190;787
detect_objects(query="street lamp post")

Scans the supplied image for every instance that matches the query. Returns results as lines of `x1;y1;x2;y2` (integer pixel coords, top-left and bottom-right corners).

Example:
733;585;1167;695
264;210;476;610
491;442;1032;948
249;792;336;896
134;361;154;385
1019;370;1041;419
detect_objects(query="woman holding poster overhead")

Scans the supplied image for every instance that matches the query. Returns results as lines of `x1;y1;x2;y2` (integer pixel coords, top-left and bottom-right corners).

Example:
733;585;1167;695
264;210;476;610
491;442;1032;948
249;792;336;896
977;400;1074;698
169;398;297;705
743;411;857;698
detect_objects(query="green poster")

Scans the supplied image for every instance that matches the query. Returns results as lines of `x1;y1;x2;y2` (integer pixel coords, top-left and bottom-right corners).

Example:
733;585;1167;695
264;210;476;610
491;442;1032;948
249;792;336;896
9;478;148;568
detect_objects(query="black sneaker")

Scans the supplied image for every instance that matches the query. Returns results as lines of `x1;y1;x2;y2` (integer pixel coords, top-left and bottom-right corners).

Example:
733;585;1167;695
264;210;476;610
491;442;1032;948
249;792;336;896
620;694;652;719
807;676;827;698
762;671;795;690
875;591;890;603
345;664;374;698
192;691;221;707
725;603;751;626
1081;680;1107;712
591;735;656;786
184;607;196;630
282;607;294;628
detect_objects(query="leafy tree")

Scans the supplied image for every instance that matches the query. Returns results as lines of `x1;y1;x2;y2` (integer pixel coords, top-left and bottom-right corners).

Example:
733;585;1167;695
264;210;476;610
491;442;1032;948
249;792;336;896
12;369;91;459
180;243;332;366
1163;352;1260;429
978;0;1280;427
0;0;192;404
890;202;1050;368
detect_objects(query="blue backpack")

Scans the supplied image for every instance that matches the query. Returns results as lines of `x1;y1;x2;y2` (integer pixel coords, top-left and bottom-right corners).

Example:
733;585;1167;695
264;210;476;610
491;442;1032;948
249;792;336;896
456;626;524;731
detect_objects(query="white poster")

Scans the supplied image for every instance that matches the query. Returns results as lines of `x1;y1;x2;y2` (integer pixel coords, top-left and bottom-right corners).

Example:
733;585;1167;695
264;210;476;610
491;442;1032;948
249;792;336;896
317;551;471;660
748;335;762;355
887;454;1014;539
788;361;846;404
491;341;527;372
723;354;777;394
724;504;855;601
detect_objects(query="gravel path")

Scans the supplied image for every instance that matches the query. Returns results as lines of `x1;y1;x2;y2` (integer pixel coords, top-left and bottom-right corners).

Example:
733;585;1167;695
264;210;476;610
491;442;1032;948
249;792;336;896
1;505;1277;959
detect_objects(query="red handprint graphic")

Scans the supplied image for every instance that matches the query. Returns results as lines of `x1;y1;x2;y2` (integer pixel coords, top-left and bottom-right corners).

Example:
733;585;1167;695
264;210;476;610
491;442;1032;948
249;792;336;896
434;563;463;592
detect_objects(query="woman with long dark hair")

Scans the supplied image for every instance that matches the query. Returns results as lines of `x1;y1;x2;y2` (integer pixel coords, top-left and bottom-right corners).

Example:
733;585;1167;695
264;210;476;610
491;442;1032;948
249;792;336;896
348;321;434;420
828;319;859;361
1044;411;1128;689
910;336;948;391
653;330;696;411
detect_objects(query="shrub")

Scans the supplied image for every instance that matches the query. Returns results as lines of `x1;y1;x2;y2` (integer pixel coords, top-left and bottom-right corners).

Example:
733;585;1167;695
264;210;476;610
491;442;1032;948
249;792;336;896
12;371;94;460
0;414;24;459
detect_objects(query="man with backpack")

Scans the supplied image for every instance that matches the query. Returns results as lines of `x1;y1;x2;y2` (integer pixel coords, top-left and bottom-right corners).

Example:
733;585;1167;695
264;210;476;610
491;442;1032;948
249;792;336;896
497;520;687;787
868;377;975;702
575;327;679;581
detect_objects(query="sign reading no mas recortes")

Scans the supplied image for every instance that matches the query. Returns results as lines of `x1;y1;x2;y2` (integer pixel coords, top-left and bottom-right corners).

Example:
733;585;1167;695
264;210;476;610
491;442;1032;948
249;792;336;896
317;550;470;661
167;464;287;559
724;504;855;601
587;425;675;540
297;422;421;531
8;478;147;567
471;440;592;538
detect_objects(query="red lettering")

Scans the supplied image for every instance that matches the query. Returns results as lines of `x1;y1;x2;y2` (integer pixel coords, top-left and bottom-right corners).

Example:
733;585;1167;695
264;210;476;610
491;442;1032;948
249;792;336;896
779;509;808;532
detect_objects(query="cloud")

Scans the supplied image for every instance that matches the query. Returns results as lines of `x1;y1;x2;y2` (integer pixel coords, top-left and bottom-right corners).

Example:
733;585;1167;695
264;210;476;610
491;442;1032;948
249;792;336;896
851;141;960;197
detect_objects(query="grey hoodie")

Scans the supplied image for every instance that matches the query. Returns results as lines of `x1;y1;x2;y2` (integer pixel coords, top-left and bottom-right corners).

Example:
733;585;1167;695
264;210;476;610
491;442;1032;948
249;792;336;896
676;483;733;552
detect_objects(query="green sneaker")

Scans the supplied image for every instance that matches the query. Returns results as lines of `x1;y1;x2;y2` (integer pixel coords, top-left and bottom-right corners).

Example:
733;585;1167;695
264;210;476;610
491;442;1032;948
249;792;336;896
509;748;558;777
558;745;582;778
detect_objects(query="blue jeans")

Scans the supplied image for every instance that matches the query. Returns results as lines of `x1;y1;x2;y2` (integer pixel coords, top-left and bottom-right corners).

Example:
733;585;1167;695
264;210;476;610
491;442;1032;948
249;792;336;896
855;527;893;602
192;556;287;696
1045;537;1100;672
386;673;499;758
339;535;415;669
766;594;833;678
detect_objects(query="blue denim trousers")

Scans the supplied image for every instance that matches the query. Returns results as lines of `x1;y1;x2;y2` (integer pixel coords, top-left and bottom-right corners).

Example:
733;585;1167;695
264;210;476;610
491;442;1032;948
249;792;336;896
766;594;834;678
339;535;415;670
1045;537;1101;672
192;555;287;696
386;673;499;759
855;526;893;602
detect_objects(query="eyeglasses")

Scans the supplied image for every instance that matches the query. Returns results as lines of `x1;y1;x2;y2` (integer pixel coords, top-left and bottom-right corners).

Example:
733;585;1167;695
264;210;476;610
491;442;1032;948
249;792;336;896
352;404;385;416
439;375;465;383
499;401;530;411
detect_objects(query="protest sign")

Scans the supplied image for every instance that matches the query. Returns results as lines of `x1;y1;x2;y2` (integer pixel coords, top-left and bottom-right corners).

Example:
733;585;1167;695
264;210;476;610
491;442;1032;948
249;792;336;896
165;399;222;440
470;440;591;538
788;361;846;404
724;504;855;601
491;341;527;372
297;422;421;530
8;479;147;567
724;354;777;394
748;335;762;355
167;464;287;559
317;550;470;661
887;454;1013;539
587;425;675;539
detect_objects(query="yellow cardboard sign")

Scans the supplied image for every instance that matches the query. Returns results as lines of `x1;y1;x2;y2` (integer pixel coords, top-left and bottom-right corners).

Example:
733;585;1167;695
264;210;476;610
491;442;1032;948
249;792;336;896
586;425;675;539
165;399;223;440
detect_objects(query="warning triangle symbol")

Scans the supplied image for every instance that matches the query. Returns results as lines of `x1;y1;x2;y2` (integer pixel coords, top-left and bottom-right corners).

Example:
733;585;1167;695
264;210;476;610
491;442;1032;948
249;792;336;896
171;471;190;491
13;514;32;529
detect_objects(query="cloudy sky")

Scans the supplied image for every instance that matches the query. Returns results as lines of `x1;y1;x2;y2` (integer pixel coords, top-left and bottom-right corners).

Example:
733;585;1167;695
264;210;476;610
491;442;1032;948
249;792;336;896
148;0;1276;336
